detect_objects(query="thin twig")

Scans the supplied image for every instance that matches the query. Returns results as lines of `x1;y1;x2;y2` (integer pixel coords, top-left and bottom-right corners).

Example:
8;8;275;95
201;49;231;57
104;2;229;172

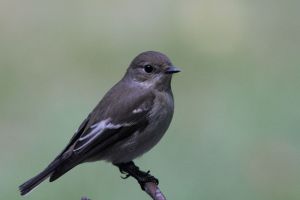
144;182;167;200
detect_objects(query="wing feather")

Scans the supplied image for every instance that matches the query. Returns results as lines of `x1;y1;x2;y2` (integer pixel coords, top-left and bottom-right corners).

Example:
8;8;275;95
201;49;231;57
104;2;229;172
71;90;155;155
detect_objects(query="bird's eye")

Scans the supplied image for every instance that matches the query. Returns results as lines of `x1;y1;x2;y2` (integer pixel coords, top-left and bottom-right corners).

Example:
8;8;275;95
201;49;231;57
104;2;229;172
144;65;154;73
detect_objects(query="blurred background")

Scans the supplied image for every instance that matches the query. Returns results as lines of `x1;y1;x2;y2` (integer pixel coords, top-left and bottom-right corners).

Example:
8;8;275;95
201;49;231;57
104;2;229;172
1;0;300;199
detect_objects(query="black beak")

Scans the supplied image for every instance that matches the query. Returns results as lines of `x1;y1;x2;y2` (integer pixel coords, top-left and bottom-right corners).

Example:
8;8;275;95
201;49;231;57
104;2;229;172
165;66;181;74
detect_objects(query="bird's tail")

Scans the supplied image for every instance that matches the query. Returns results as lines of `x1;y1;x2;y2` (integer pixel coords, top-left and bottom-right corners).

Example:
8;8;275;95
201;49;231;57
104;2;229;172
19;159;61;196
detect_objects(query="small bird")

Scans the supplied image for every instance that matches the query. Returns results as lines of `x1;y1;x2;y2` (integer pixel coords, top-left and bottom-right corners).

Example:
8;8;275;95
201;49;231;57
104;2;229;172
19;51;180;196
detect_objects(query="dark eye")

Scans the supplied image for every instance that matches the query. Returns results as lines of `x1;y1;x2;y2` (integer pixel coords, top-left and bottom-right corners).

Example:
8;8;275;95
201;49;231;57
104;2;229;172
144;65;154;73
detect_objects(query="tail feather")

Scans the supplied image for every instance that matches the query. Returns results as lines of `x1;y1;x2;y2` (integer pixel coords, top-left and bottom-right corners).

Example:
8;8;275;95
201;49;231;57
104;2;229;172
19;159;61;196
49;160;79;182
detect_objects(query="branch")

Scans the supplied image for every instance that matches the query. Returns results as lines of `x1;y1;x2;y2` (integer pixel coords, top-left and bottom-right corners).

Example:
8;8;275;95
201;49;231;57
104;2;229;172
143;182;167;200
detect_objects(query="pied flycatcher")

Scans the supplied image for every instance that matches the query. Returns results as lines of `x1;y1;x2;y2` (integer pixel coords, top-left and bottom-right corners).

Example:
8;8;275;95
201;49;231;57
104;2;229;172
19;51;180;195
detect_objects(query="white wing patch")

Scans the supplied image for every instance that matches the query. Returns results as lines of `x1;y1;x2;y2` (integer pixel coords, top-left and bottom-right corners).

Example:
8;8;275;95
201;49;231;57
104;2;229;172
132;108;144;114
74;118;132;152
75;119;122;151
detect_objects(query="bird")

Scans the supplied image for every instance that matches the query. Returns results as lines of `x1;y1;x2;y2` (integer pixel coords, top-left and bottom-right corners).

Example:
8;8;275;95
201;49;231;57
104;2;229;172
19;51;180;196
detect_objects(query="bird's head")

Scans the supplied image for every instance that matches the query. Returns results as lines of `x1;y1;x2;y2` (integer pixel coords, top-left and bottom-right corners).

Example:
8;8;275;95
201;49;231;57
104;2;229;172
124;51;180;90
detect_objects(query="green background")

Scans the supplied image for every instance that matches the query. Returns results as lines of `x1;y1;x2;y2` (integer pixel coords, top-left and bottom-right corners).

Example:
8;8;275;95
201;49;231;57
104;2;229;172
1;0;300;199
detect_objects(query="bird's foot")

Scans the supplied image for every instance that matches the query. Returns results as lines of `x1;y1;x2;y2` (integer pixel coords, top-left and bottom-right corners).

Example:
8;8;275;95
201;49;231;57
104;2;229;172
115;161;159;190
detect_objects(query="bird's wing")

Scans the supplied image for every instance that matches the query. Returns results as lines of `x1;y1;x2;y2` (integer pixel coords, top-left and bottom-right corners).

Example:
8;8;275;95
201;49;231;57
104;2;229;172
48;89;154;182
63;86;155;158
73;97;154;154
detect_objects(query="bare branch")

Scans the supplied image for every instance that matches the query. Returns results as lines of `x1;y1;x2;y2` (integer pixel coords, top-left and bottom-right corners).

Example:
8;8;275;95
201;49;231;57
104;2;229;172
144;182;167;200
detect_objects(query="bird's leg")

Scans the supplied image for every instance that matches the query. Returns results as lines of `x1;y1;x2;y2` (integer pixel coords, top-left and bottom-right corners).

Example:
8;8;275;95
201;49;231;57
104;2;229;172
115;161;159;190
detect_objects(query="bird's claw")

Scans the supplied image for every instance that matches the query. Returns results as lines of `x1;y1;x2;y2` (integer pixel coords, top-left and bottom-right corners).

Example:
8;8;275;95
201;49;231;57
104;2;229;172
120;173;131;179
119;168;131;179
115;162;159;190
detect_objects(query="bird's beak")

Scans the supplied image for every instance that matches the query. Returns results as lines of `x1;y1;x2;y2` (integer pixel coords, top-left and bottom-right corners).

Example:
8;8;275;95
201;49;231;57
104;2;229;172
165;66;181;74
